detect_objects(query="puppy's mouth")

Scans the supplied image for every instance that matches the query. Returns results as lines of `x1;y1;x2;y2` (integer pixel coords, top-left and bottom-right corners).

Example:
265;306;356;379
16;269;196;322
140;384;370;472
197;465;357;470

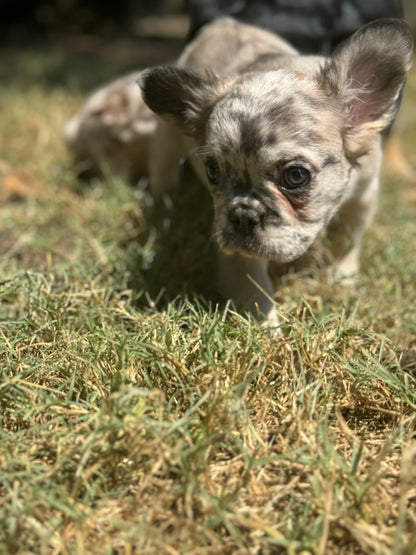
219;226;266;258
216;205;312;262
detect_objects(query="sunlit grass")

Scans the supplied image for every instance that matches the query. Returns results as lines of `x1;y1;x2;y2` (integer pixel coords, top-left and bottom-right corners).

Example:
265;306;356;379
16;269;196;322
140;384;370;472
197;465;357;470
0;40;416;554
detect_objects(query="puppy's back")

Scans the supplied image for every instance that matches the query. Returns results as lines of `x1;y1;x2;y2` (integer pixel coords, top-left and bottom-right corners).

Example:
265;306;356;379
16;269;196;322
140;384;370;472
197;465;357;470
177;17;299;75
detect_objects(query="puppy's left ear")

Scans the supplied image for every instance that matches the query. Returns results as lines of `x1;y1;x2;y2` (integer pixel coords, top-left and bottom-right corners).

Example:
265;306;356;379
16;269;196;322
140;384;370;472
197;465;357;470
137;66;224;138
319;18;413;158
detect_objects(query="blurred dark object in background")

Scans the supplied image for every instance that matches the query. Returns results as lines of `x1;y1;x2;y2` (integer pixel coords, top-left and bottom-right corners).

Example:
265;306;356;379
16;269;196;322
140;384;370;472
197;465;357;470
0;0;185;42
187;0;404;53
1;0;413;46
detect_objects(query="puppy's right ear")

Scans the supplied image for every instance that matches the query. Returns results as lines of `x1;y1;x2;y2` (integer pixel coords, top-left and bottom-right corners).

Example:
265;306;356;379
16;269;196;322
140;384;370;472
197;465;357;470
137;66;222;138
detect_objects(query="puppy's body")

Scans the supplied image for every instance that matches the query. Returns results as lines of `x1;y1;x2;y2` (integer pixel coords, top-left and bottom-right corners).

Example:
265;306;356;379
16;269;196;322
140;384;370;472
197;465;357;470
64;71;156;180
140;17;412;324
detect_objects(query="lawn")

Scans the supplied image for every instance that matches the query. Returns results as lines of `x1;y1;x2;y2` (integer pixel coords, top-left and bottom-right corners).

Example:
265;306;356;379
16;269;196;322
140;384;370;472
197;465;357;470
1;28;416;554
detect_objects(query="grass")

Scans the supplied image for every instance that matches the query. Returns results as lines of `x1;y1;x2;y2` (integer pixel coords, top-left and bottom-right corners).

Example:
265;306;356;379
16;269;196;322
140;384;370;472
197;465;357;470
1;32;416;554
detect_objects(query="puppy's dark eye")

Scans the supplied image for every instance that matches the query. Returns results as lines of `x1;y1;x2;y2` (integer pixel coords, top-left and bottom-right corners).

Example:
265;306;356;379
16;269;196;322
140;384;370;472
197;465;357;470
205;157;220;185
282;165;310;190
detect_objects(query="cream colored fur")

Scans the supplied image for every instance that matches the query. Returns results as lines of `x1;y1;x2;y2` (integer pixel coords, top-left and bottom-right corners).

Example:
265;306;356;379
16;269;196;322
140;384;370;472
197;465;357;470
65;17;413;327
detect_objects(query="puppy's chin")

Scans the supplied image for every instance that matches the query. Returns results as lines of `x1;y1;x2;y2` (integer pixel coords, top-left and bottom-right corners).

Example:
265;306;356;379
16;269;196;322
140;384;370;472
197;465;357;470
217;224;315;263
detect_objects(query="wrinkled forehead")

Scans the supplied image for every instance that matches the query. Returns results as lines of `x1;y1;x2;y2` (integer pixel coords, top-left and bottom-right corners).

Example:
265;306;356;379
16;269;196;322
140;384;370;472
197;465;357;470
206;71;342;160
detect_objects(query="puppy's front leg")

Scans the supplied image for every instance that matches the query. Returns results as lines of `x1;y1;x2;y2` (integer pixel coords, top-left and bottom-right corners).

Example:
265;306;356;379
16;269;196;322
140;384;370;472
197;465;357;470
327;167;380;282
149;122;187;193
216;250;279;326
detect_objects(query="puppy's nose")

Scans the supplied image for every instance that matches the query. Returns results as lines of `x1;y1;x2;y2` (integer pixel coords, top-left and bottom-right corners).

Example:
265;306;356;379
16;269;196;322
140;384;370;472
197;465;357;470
229;205;263;233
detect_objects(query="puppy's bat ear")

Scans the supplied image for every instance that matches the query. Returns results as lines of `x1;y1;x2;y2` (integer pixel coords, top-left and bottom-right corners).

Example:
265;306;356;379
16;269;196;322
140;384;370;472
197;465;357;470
319;18;413;158
137;66;223;138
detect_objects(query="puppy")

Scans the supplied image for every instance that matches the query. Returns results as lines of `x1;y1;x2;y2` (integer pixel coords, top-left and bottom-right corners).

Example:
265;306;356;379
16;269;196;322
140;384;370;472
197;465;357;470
138;17;412;325
64;71;156;180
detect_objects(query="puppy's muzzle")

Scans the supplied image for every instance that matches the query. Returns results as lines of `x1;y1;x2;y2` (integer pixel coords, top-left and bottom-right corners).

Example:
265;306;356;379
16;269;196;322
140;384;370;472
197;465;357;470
227;197;265;234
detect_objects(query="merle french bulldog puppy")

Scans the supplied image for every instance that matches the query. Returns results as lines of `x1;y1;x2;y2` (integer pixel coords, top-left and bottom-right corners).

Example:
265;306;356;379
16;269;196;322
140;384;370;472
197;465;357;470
138;17;412;325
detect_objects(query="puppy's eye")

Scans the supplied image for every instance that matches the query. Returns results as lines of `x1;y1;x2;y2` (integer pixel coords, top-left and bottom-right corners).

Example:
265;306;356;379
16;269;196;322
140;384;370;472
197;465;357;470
205;157;220;185
282;165;311;190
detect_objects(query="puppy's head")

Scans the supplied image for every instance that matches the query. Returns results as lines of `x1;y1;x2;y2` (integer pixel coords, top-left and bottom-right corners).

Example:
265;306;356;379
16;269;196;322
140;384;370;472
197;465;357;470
139;19;412;262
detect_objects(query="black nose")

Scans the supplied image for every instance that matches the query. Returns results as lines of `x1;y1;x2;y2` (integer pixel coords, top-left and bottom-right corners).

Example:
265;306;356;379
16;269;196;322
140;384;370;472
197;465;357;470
229;205;263;233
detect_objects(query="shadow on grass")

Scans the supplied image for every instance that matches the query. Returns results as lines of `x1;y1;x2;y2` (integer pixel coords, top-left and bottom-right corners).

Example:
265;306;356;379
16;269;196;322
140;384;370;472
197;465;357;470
124;162;221;312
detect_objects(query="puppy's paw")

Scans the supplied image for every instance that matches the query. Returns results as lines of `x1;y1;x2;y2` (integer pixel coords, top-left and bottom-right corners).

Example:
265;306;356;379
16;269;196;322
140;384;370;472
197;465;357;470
327;246;360;286
257;302;283;336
